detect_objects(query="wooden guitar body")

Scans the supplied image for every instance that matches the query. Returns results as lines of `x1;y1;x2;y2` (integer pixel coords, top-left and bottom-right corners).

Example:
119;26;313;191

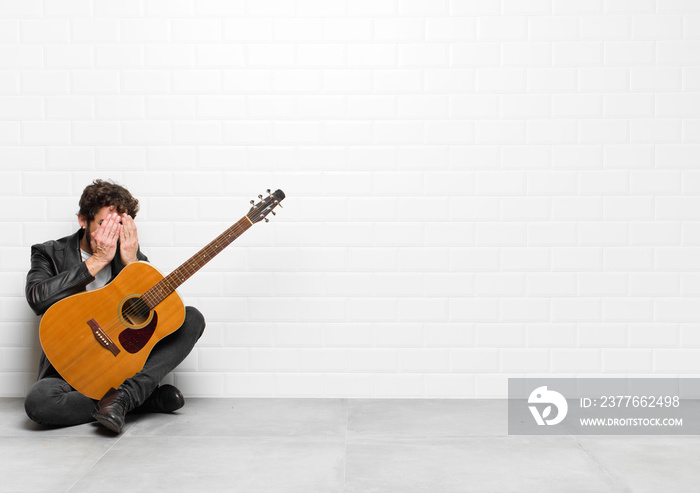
39;262;185;400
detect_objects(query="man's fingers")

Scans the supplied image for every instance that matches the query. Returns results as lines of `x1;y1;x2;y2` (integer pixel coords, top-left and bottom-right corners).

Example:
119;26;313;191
121;214;135;235
88;213;121;263
101;213;120;240
94;213;121;245
120;214;129;237
120;214;138;245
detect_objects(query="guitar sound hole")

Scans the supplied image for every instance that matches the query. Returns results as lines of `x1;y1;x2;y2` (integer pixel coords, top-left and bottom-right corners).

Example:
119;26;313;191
121;297;151;327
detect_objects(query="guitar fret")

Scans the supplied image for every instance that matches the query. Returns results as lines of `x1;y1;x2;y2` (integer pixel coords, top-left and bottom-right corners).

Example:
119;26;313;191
143;217;253;309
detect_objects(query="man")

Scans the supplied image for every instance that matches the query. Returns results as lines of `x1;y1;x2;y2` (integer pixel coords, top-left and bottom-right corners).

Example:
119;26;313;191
24;179;205;433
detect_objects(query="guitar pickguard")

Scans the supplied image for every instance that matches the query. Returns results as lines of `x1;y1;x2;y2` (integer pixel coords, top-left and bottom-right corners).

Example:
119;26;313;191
118;311;158;354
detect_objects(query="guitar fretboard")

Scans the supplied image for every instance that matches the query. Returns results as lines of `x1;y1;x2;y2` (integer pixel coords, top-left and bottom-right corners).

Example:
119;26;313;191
141;216;253;309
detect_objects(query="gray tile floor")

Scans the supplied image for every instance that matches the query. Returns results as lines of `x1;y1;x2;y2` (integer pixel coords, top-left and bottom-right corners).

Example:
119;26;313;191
1;397;698;492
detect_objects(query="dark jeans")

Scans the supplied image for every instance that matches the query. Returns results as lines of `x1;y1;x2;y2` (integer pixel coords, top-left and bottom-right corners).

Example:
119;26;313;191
24;306;205;427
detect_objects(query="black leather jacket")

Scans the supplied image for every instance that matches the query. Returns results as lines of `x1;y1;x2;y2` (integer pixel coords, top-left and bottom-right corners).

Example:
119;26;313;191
25;228;148;379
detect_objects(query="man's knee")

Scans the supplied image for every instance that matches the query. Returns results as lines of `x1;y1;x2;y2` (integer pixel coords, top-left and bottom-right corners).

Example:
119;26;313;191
24;384;43;424
24;379;63;425
24;378;94;427
184;306;206;342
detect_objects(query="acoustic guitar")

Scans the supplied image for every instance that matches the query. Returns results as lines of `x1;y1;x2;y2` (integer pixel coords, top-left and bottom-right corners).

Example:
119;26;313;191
39;189;285;399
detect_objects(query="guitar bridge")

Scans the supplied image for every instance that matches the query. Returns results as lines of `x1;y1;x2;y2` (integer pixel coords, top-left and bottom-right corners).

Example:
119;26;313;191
87;318;120;356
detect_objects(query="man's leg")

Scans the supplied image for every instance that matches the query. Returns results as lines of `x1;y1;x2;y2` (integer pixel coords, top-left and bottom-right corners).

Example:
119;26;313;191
93;306;205;432
121;306;206;406
24;377;95;427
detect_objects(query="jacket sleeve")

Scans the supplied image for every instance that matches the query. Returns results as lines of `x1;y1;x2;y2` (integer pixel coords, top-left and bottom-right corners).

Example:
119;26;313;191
136;247;148;263
25;244;95;316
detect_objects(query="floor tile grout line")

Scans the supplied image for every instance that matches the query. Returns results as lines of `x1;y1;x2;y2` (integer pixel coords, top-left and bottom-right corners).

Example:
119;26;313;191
62;430;128;493
570;434;626;492
342;398;349;491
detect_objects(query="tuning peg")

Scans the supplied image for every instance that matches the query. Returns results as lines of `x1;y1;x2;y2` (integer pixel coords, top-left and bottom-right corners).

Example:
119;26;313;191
250;199;255;205
271;211;276;216
266;189;272;195
264;218;269;223
258;194;263;200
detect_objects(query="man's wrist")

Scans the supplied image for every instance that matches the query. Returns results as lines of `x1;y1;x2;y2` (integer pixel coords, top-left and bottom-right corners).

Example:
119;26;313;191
85;256;109;277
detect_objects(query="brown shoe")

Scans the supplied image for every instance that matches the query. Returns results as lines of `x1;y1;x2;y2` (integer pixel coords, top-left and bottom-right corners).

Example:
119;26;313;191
92;387;134;433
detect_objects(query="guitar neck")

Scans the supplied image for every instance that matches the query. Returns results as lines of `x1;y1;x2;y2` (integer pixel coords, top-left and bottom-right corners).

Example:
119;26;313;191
142;215;253;309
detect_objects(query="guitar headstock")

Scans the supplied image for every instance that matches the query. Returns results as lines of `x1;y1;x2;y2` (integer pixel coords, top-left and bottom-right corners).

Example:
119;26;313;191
247;189;286;224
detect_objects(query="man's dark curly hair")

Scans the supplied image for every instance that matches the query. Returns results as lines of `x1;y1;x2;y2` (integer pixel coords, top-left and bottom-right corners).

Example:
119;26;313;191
77;179;139;223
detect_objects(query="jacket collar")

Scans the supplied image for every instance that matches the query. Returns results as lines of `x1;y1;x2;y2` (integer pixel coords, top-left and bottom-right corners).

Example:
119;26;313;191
50;229;85;274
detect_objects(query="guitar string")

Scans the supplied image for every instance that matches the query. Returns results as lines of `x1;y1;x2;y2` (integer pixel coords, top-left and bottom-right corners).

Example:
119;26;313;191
114;191;281;325
97;221;251;338
100;214;259;335
141;216;251;306
108;220;250;330
86;199;281;348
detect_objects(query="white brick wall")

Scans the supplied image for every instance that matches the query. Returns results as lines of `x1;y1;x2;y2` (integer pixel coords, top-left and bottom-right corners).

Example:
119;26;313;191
1;0;699;398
